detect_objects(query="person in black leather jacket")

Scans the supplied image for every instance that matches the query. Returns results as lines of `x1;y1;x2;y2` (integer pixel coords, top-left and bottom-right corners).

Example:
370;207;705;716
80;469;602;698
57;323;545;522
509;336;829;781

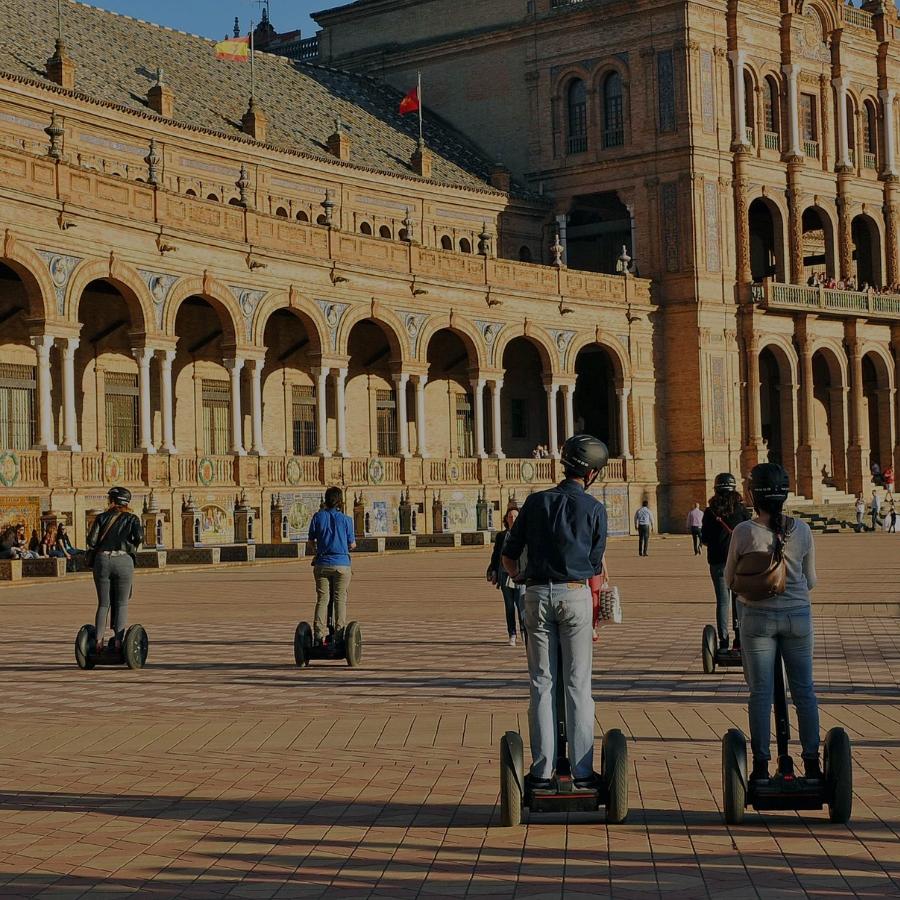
487;501;525;646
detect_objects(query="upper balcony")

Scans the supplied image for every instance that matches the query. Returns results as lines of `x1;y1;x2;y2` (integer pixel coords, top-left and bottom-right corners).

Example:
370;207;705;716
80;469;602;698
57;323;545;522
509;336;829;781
754;280;900;321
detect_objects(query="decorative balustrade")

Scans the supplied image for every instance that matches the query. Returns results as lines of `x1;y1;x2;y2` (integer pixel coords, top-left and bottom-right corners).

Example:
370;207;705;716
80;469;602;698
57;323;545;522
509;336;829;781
261;456;321;486
76;451;144;485
175;454;235;487
0;450;43;488
427;458;481;484
844;5;873;29
501;458;557;484
804;140;820;160
762;280;900;320
863;152;877;170
764;131;780;151
745;127;755;146
602;457;627;482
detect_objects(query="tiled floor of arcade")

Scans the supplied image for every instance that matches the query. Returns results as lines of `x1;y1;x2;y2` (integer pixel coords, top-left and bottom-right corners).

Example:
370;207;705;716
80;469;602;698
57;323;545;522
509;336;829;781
0;534;898;898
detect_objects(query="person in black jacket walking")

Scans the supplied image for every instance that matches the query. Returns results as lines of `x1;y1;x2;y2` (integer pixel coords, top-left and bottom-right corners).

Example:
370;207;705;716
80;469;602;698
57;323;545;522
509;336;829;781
700;473;750;651
487;501;525;646
87;487;144;654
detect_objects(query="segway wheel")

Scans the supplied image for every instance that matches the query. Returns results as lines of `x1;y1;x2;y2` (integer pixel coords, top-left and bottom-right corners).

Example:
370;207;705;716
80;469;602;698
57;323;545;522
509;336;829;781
722;728;748;825
702;625;717;674
602;728;629;824
75;624;96;670
824;727;853;824
294;622;313;667
124;625;149;670
499;731;524;827
344;621;362;668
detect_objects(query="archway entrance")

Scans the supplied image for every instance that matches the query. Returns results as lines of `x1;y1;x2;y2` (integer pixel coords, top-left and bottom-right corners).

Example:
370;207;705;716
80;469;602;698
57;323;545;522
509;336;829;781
425;329;478;458
851;215;882;288
0;263;38;451
346;319;399;458
862;353;892;473
759;346;797;485
749;198;784;282
501;337;548;458
566;193;631;274
573;345;618;453
802;207;834;281
811;350;847;489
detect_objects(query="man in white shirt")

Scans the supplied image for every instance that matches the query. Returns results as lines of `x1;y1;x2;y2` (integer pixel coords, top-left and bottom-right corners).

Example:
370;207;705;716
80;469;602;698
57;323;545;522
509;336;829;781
634;501;654;557
686;502;703;555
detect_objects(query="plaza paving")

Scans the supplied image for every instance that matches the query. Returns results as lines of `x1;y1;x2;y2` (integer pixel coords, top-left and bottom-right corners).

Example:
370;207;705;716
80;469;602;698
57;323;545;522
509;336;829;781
0;534;898;899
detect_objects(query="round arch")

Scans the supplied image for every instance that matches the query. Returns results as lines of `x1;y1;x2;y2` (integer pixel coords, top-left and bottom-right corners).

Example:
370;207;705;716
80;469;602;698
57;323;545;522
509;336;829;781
417;317;484;370
758;340;799;478
164;275;242;346
565;333;629;382
251;291;326;355
336;306;408;365
494;325;557;377
64;257;155;335
851;212;884;288
810;342;848;489
0;240;55;322
801;204;837;280
749;196;787;283
758;336;799;386
862;348;893;472
803;0;838;35
860;345;893;390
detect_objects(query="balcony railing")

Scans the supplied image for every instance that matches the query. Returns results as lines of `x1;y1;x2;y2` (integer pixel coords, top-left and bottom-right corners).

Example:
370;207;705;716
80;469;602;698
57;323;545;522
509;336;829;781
603;129;624;149
295;36;319;61
764;131;780;151
745;126;755;146
567;134;588;154
804;140;820;160
848;147;856;166
844;5;873;29
864;152;877;170
760;280;900;320
77;451;144;485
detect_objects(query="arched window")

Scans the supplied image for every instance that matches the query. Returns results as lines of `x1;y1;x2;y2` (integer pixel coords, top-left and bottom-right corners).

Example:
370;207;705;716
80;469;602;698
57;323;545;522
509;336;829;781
228;197;243;206
275;206;288;218
440;234;453;250
764;76;781;151
863;100;878;169
185;188;197;197
296;210;309;223
207;193;219;202
602;72;624;149
518;245;533;263
459;237;472;254
567;79;588;154
316;214;328;226
743;70;755;145
379;225;392;239
360;221;372;236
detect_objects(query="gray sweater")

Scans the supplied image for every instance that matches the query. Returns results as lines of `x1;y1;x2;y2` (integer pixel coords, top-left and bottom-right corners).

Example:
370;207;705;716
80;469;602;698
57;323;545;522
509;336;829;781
725;517;816;610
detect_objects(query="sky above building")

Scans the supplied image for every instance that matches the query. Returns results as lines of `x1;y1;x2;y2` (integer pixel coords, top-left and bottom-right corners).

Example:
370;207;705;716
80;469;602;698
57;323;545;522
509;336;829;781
82;0;324;41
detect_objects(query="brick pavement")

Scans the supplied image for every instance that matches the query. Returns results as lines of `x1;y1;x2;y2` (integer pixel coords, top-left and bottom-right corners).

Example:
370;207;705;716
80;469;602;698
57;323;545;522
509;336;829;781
0;534;898;899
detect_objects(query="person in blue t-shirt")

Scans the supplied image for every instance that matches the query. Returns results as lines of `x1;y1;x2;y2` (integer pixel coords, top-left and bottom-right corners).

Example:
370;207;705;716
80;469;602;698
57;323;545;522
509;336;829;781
308;486;357;644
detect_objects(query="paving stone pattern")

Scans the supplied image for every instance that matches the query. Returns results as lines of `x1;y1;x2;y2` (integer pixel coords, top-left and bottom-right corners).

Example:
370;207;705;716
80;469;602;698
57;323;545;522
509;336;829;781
0;534;898;898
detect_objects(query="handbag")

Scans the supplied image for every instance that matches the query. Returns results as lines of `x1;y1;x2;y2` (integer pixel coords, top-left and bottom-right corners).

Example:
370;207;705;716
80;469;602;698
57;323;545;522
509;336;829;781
730;520;791;602
84;512;122;569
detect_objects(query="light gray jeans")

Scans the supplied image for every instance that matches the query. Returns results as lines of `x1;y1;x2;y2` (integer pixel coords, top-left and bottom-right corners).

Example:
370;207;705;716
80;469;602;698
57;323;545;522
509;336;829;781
93;552;134;640
313;565;351;639
523;582;594;780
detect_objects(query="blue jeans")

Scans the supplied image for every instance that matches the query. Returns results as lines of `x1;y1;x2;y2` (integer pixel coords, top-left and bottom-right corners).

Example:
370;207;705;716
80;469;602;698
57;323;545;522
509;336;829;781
523;582;594;780
740;605;820;763
709;563;736;644
500;581;524;637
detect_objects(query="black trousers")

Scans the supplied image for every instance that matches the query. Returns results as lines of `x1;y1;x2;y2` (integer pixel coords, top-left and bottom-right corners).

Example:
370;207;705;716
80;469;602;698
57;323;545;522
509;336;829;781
638;525;651;556
691;527;702;554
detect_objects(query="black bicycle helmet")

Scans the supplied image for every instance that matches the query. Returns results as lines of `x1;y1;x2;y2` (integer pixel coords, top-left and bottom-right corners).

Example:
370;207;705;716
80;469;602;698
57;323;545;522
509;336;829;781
749;463;789;505
560;434;609;478
108;486;132;507
714;472;737;494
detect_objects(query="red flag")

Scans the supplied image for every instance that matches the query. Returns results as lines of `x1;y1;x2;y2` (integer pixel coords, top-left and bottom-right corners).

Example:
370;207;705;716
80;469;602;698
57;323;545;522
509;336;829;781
399;87;420;116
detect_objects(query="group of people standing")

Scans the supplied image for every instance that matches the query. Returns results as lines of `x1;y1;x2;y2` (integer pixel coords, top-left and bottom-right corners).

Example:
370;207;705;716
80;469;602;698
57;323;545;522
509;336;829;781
858;490;897;533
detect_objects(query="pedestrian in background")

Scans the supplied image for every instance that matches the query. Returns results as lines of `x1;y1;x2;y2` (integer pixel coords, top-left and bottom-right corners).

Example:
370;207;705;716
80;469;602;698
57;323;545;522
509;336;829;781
634;500;654;557
687;502;703;555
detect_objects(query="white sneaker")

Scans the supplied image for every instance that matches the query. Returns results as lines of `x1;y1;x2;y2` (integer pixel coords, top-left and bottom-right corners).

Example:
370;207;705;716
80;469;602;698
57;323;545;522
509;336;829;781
508;635;516;647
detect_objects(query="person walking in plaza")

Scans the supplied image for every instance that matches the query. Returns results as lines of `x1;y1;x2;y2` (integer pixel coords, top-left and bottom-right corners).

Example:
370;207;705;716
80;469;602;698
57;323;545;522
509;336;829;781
634;500;654;556
870;490;882;531
687;502;703;555
855;494;866;531
87;487;144;655
501;434;609;789
726;463;822;783
889;504;897;534
700;473;750;651
487;501;526;646
308;486;357;645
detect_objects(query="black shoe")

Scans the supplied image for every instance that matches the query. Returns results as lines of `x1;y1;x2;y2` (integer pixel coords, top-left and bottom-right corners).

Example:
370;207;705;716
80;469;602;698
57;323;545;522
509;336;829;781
525;773;552;791
574;772;602;790
719;638;729;651
803;757;823;780
750;760;769;782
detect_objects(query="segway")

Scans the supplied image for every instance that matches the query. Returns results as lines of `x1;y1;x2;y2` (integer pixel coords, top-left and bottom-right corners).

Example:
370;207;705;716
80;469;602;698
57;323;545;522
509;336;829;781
702;594;743;673
294;595;362;668
75;623;149;670
722;647;852;824
499;640;628;826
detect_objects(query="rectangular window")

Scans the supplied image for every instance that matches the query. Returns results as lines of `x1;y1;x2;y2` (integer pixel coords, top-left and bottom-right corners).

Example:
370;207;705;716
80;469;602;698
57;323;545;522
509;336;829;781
800;93;817;141
291;384;317;456
454;393;475;458
201;379;230;455
511;398;529;440
657;50;676;133
376;388;398;457
104;372;139;453
0;363;35;450
603;94;624;148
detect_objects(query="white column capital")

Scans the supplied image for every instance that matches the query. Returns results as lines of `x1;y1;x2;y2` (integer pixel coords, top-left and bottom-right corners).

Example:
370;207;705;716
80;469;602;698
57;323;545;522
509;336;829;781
30;333;55;355
392;372;410;388
132;346;154;366
879;87;896;104
832;75;851;92
615;386;632;399
224;356;246;374
728;48;746;67
157;347;177;366
60;336;79;355
781;63;800;80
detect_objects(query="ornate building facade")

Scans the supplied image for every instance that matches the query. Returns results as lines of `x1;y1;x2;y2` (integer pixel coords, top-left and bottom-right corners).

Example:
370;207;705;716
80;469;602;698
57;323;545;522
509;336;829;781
0;0;656;546
313;0;900;519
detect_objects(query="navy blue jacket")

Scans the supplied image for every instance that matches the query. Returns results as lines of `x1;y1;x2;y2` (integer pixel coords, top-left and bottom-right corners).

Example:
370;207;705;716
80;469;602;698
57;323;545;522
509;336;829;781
502;480;607;582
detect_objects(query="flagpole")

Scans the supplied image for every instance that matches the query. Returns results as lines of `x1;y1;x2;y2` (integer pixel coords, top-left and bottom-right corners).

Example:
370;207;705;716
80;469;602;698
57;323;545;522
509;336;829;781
417;70;423;146
250;21;256;102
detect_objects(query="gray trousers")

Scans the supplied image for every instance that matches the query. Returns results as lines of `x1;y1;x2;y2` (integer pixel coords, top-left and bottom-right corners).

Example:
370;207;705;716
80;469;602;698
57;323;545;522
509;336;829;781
93;553;134;639
313;565;351;639
523;582;595;780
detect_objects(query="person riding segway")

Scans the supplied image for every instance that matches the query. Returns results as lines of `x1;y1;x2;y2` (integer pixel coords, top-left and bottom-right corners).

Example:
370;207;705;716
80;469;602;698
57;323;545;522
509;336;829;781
75;487;148;670
720;463;851;823
700;472;750;673
497;434;628;826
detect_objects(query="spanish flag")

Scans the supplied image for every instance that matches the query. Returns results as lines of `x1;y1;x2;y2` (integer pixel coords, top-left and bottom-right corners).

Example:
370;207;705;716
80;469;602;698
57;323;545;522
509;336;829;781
399;87;420;116
215;35;250;62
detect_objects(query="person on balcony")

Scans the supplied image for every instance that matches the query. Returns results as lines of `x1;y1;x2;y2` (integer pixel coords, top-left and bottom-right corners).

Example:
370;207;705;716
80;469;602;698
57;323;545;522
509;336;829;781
87;487;144;655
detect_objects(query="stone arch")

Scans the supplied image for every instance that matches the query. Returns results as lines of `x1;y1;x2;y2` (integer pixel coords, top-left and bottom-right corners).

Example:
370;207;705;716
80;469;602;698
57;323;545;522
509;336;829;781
851;212;884;287
494;324;557;377
811;342;848;489
417;316;485;370
758;338;799;481
801;0;838;36
64;256;155;336
250;290;327;355
0;235;55;322
862;347;893;473
571;342;625;453
336;305;408;366
565;332;630;383
164;275;242;346
749;195;788;282
801;204;837;280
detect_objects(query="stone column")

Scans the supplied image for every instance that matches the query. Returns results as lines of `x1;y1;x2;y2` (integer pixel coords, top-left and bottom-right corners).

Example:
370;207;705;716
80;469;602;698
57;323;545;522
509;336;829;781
846;333;868;493
489;378;504;459
879;88;897;177
836;182;853;281
545;382;560;458
314;367;331;457
393;373;410;458
616;387;632;458
561;383;575;439
893;325;900;474
742;333;764;470
471;378;486;458
795;320;818;498
30;335;56;451
334;367;348;457
59;337;81;451
224;357;245;456
728;49;748;148
734;156;752;285
413;374;428;458
133;347;156;454
158;349;177;453
783;64;802;158
249;358;266;456
833;76;852;169
787;159;805;283
884;179;900;287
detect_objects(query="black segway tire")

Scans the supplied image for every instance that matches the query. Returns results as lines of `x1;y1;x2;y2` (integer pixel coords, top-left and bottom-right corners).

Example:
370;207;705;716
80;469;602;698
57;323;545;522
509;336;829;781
124;625;149;669
702;624;717;674
824;727;853;824
602;728;629;824
499;731;524;827
722;728;748;825
294;622;313;668
75;624;96;670
345;621;362;668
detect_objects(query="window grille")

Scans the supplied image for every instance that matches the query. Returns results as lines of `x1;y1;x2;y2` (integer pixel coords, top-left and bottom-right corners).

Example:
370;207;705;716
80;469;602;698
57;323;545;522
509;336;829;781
455;393;475;458
202;379;230;455
292;384;318;456
0;363;35;450
104;372;139;452
375;388;398;457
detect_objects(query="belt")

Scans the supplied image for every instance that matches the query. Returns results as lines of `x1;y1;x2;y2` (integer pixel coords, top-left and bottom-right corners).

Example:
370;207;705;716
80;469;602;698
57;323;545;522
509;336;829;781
98;550;128;556
526;579;588;588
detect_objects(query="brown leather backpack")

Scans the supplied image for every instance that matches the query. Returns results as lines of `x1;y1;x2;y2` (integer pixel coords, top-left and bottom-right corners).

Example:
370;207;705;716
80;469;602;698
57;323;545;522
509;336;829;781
730;518;793;602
